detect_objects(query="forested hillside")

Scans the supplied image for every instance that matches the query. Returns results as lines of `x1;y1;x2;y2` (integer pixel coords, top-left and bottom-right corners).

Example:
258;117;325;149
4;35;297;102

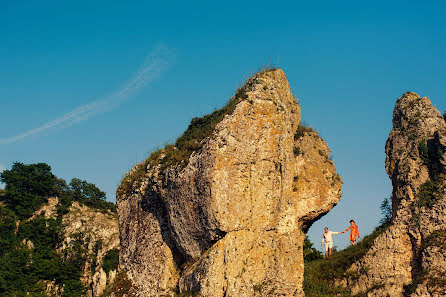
0;162;119;297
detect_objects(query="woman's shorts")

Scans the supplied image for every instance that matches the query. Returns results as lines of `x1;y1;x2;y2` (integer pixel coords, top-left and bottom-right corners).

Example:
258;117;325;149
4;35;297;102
325;241;333;251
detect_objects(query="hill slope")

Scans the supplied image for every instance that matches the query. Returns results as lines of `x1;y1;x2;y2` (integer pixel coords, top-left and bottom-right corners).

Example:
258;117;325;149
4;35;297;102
0;163;119;297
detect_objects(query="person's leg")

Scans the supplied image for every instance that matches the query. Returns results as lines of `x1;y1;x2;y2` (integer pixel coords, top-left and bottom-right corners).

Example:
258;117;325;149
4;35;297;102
350;240;355;246
325;244;329;257
328;247;332;256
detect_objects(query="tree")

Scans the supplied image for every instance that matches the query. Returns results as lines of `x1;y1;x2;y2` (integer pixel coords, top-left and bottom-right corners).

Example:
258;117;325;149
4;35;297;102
0;163;55;218
69;178;106;202
303;236;323;262
380;195;392;226
68;178;114;212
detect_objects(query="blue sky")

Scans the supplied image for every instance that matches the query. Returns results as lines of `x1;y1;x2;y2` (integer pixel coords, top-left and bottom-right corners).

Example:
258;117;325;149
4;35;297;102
1;0;445;249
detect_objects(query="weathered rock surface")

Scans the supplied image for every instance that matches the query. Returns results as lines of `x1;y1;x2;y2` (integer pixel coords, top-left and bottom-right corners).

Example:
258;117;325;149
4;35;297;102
32;198;120;297
345;92;446;296
117;69;342;296
62;201;120;297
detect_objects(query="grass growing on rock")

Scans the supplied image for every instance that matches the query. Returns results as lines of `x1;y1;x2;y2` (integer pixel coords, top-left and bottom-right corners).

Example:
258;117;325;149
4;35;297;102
100;271;137;297
117;70;282;197
304;223;390;297
294;122;318;140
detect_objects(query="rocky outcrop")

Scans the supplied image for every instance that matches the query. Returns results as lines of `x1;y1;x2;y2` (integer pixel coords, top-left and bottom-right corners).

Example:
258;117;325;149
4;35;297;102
62;201;120;297
32;198;120;297
117;69;342;296
345;92;446;296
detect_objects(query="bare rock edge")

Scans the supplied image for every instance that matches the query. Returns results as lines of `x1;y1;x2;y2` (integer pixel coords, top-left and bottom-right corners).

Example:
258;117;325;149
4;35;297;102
116;69;343;297
343;92;446;297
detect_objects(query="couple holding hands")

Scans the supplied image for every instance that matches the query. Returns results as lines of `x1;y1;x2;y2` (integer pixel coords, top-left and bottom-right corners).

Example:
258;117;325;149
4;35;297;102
321;220;359;257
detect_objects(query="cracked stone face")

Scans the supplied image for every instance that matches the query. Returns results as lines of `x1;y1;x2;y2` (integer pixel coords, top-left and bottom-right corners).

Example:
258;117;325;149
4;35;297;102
344;92;446;297
117;69;342;297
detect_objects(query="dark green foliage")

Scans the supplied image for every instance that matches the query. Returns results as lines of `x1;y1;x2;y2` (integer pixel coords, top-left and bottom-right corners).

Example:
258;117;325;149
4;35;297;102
422;229;446;250
0;163;115;216
0;214;87;296
69;178;115;213
416;178;442;208
411;178;443;229
418;138;429;164
304;223;390;297
0;206;17;257
303;236;323;262
417;132;445;177
379;196;392;225
91;240;103;274
164;86;247;169
0;162;114;296
0;162;56;219
294;146;302;156
70;178;106;201
294;122;317;140
103;249;119;275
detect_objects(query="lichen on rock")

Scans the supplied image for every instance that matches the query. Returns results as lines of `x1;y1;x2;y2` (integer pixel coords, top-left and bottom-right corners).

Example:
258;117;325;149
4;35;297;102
117;69;342;297
343;91;446;297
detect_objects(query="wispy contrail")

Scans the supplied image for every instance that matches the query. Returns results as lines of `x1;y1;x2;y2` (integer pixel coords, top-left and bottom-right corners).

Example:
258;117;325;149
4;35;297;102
0;44;173;145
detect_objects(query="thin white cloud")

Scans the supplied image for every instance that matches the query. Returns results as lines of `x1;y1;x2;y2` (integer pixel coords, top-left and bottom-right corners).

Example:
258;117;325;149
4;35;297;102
0;44;173;145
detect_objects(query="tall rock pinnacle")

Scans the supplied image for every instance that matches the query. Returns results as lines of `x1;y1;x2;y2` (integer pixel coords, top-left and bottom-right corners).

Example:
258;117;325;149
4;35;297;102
345;92;446;297
116;69;342;297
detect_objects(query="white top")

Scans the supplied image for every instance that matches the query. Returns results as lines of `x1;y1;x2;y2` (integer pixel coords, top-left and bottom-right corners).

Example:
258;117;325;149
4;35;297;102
321;231;341;244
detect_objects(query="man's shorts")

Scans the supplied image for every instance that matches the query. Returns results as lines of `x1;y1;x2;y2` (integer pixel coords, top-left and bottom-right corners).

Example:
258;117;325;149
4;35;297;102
325;241;333;251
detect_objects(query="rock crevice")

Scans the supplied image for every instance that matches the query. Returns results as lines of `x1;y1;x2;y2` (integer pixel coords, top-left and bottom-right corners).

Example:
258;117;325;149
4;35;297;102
117;69;342;297
345;92;446;297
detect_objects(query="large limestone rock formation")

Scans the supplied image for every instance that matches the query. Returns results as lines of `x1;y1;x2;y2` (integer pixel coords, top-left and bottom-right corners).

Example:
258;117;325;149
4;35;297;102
345;92;446;296
117;69;342;297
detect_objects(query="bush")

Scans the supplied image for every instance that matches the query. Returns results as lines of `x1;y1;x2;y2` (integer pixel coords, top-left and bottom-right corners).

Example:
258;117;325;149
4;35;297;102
417;178;442;208
103;249;119;275
0;215;88;296
303;236;323;262
294;147;302;156
418;138;429;164
422;229;446;250
294;122;317;140
304;223;390;296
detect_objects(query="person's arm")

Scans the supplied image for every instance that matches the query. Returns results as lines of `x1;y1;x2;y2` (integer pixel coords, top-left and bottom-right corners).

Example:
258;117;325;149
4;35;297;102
321;235;324;246
333;231;342;235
